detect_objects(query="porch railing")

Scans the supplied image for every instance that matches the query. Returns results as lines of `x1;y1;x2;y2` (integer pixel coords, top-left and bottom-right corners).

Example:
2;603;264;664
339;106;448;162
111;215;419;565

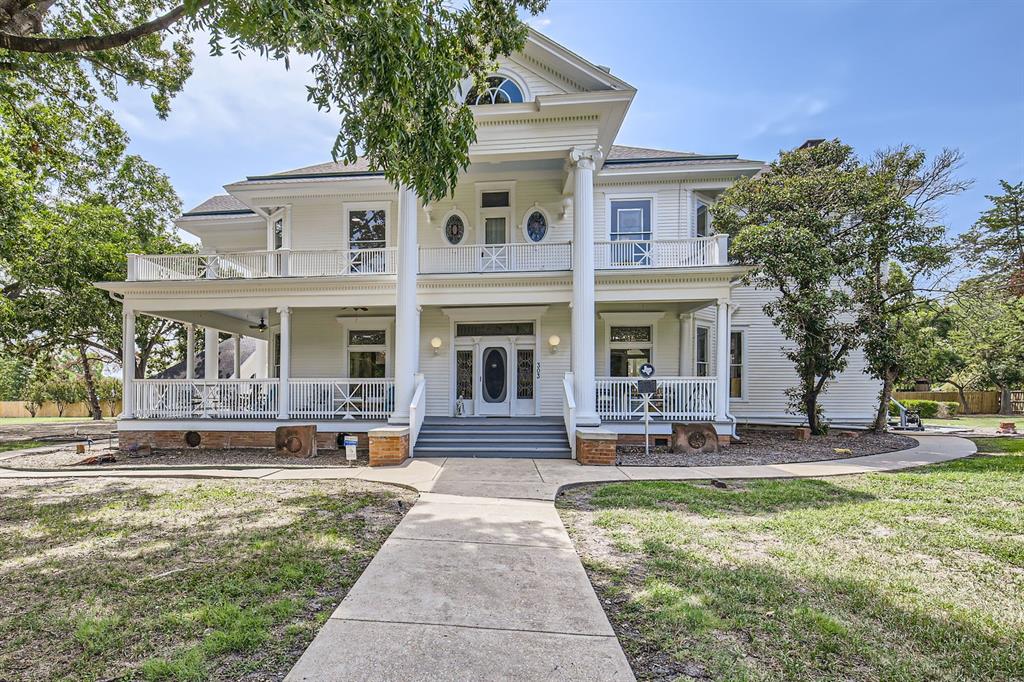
128;248;396;281
563;372;577;458
596;377;717;421
409;373;426;448
418;242;572;274
594;236;727;270
135;379;280;419
288;378;395;420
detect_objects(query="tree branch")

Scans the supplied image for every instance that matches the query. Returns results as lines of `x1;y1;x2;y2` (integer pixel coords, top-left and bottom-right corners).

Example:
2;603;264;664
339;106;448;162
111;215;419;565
0;3;196;54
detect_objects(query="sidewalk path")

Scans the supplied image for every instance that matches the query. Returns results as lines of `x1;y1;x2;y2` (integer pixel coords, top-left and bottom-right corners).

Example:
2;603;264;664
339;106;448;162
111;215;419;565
287;492;635;681
0;435;978;500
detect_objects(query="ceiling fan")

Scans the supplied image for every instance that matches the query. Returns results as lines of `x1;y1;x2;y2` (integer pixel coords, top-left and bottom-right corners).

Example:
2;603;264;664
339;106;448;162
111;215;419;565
248;316;268;333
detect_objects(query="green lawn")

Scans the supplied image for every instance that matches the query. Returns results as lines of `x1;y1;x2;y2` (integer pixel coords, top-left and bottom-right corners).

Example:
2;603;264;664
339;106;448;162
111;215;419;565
0;440;47;453
558;437;1024;681
933;414;1017;429
0;417;105;424
0;478;414;681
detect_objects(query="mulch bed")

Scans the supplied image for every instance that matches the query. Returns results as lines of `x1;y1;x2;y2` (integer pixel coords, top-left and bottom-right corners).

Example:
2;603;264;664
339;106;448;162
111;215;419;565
617;429;918;466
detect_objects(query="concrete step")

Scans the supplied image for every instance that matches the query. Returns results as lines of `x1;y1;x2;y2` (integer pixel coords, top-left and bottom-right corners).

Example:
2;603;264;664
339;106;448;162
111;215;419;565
416;436;568;447
417;428;567;437
414;444;572;459
422;417;565;426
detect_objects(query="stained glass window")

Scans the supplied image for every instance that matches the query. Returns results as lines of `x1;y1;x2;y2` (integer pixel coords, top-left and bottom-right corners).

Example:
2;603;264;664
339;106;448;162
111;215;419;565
610;326;652;343
349;330;386;346
517;349;534;399
456;350;473;399
444;214;465;245
456;322;534;337
525;210;547;242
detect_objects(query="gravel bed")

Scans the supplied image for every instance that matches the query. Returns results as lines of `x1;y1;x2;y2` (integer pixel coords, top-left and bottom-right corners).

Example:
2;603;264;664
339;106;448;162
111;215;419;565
617;429;918;466
2;445;368;469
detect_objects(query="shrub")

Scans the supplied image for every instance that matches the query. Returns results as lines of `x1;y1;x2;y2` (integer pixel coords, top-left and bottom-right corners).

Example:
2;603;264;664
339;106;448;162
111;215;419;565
937;401;960;418
892;399;940;418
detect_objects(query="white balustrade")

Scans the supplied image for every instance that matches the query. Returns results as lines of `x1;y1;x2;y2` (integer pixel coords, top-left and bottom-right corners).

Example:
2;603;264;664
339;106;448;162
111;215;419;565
135;379;280;419
129;248;395;281
409;373;426;448
595;377;717;421
418;242;571;274
563;372;577;458
288;379;395;420
594;237;722;269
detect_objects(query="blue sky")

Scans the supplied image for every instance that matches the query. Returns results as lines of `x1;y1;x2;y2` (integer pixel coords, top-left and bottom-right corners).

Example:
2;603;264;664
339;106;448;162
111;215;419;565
113;0;1023;239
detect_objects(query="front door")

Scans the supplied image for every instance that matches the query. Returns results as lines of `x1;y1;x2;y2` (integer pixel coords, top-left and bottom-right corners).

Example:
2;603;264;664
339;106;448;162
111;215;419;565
476;344;511;416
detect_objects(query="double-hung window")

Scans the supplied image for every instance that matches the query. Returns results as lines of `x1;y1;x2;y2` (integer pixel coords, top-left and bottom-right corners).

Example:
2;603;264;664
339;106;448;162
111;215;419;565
730;330;745;398
348;329;387;379
695;200;710;238
695;326;710;376
609;325;653;377
347;206;387;273
609;198;652;266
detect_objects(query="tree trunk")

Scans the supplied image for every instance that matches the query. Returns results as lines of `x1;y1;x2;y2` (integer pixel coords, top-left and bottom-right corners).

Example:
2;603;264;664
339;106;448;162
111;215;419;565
1000;385;1013;415
873;368;897;433
78;343;103;420
952;382;970;415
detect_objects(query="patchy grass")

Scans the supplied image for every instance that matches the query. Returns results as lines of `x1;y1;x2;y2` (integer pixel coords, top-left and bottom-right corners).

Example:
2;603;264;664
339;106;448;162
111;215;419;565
935;414;1018;430
558;437;1024;681
0;417;102;424
0;478;414;681
0;440;47;453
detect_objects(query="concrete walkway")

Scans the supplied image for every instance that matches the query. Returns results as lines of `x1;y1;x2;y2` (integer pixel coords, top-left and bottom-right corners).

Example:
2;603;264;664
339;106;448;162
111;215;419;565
0;435;977;500
287;492;635;681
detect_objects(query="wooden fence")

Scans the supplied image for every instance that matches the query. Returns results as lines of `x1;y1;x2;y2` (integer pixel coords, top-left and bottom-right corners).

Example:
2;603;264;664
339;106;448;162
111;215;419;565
0;400;122;419
893;391;1001;415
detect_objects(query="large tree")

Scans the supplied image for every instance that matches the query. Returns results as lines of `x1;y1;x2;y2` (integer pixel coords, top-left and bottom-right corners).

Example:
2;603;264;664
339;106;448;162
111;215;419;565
0;0;546;203
714;140;870;434
961;180;1024;292
850;146;968;431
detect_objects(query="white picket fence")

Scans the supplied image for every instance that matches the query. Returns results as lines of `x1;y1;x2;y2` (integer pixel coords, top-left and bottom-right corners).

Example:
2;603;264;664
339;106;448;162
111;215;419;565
288;379;395;420
595;377;717;421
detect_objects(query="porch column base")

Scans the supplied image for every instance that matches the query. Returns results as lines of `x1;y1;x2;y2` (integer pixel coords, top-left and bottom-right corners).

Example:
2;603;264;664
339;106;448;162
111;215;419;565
576;427;617;466
369;425;409;467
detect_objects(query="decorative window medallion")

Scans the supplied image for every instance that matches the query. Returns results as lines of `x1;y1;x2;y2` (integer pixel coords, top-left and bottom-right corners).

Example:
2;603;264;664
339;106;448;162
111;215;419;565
444;213;466;245
523;208;549;243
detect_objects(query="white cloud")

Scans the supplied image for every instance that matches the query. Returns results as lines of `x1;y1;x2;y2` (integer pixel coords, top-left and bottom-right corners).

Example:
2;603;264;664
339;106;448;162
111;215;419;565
529;17;552;28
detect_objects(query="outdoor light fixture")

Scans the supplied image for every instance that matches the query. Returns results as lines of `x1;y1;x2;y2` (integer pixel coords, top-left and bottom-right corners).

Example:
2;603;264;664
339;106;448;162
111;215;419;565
431;336;443;354
548;334;560;353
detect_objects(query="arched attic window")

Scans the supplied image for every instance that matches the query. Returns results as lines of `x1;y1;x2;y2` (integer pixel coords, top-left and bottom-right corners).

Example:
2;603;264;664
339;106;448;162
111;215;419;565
465;75;524;105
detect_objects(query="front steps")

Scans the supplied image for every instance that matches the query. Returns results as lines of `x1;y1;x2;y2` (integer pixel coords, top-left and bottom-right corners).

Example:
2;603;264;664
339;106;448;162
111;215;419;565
413;417;572;459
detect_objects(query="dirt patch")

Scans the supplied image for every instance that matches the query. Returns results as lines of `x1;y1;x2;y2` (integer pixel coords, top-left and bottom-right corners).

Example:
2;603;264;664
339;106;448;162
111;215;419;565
617;430;917;466
3;445;368;470
0;419;116;444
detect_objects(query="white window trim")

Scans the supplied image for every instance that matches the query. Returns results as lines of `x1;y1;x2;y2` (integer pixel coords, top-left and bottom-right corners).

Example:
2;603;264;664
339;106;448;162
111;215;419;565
475;181;516;245
457;67;531;105
336;317;395;379
605;192;657;241
694;323;711;377
520;204;552;243
693;192;715;239
440;208;470;246
342;201;392;250
266;206;291;251
729;326;748;402
599;311;665;376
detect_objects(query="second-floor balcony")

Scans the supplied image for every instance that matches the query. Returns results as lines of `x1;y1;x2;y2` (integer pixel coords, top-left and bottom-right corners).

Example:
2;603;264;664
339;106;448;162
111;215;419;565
127;235;728;282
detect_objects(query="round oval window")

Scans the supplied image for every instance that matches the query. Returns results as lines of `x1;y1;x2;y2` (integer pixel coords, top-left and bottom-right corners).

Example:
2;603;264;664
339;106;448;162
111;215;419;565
525;210;547;242
444;214;465;245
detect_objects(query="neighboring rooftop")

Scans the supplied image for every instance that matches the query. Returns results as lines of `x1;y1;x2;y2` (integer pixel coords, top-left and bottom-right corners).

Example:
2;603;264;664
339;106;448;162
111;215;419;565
182;195;254;217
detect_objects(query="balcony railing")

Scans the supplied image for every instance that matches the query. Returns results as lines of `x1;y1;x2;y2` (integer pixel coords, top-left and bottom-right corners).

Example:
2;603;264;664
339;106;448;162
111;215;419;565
128;248;396;281
127;236;726;281
596;377;717;421
134;378;394;420
135;379;281;419
419;241;572;274
595;236;727;270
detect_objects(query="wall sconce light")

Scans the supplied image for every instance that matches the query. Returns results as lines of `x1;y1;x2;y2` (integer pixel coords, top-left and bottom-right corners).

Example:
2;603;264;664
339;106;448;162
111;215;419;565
430;336;443;354
548;334;560;354
559;196;572;220
423;204;433;224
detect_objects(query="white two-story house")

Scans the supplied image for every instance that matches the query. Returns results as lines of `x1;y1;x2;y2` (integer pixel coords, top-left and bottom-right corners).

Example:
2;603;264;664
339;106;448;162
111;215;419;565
98;30;880;464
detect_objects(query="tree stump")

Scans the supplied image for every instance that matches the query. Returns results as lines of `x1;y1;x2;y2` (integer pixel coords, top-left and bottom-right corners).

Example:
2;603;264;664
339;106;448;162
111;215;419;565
671;423;719;455
275;425;318;458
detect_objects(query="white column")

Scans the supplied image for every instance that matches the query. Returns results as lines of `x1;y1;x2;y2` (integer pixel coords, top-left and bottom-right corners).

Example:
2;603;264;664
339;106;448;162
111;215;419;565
185;324;195;379
122;306;136;418
232;334;242;378
715;300;731;421
570;146;601;426
277;306;291;419
204;327;219;380
390;185;419;424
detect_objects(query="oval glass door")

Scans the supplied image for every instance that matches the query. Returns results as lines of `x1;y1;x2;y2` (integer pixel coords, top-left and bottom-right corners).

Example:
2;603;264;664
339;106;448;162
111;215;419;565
482;347;508;403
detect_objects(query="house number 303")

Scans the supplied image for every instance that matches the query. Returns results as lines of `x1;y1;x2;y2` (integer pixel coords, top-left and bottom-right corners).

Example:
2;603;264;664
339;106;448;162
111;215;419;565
536;362;541;379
